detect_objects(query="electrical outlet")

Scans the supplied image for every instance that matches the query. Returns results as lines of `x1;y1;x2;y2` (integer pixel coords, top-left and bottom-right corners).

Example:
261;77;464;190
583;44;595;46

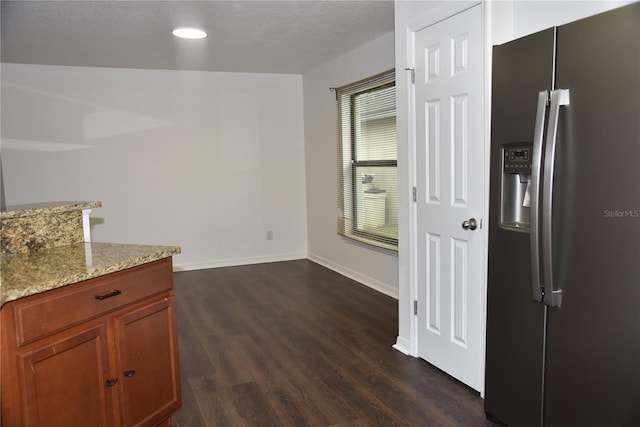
266;230;273;240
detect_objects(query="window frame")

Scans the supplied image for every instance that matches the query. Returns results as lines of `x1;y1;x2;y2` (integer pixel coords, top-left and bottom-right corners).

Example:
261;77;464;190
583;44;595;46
336;70;397;251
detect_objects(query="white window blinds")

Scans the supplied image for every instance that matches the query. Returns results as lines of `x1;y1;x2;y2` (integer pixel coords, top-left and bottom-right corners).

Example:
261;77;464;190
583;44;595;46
336;69;397;250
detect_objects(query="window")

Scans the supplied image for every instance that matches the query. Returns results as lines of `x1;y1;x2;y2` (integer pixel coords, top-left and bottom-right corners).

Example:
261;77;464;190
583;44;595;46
336;70;397;250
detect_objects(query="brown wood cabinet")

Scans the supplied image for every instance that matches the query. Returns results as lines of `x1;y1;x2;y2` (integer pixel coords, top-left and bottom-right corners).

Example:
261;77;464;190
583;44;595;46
1;258;181;427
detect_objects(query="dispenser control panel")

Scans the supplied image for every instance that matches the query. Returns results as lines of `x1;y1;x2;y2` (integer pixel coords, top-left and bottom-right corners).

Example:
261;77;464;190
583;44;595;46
500;143;532;232
503;146;532;173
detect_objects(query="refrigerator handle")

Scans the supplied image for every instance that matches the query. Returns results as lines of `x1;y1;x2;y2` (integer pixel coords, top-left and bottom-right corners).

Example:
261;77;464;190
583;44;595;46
530;90;548;303
541;88;570;307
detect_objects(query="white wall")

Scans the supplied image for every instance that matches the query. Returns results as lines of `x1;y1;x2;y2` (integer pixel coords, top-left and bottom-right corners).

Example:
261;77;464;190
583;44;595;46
303;32;399;298
511;0;634;40
1;64;308;270
487;0;634;46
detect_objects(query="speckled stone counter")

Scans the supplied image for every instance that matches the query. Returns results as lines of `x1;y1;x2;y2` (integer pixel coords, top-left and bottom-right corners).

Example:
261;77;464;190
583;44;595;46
0;242;181;305
0;201;101;220
1;201;101;255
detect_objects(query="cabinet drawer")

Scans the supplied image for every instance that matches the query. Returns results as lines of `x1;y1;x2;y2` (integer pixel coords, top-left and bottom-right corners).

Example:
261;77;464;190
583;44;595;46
12;259;173;347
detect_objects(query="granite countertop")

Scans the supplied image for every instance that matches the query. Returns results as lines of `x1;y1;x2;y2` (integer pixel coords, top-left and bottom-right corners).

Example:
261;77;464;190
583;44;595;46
1;201;101;219
0;242;181;305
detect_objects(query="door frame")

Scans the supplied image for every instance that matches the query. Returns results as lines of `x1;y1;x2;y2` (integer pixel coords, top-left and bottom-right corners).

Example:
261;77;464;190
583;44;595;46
394;0;489;394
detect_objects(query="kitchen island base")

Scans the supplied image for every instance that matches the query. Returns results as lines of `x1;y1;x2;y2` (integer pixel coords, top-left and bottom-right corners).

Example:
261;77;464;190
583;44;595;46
1;258;182;427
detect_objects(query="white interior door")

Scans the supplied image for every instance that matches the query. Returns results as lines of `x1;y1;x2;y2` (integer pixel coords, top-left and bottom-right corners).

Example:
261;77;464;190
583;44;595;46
414;4;484;391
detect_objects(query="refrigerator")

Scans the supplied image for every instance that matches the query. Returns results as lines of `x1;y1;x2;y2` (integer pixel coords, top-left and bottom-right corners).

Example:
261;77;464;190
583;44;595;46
485;3;640;427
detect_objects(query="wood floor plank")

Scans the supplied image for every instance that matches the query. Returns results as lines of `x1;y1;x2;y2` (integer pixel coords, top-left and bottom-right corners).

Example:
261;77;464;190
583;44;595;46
172;260;494;427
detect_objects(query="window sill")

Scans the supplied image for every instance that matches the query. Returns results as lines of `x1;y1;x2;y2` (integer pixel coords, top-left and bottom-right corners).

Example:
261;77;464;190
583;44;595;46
339;231;398;253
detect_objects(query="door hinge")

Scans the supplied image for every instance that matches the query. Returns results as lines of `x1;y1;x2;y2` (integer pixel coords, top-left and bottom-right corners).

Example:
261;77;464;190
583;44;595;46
405;67;415;84
414;300;418;315
412;186;417;202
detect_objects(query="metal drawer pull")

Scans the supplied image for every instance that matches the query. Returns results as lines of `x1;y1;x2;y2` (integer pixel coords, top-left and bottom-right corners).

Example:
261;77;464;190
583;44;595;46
124;370;136;377
94;289;122;300
105;378;118;387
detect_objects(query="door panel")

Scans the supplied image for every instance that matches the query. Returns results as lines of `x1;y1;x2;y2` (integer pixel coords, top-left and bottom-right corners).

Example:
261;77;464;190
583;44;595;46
415;4;483;390
114;297;181;427
544;5;640;426
451;238;468;347
426;233;441;334
484;28;555;427
18;324;114;427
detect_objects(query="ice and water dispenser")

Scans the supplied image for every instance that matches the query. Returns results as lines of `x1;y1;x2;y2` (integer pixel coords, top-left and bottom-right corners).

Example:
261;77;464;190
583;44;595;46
500;143;532;232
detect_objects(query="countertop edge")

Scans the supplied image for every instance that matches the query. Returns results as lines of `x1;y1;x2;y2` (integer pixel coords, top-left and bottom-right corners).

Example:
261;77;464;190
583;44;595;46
1;201;102;219
1;243;181;306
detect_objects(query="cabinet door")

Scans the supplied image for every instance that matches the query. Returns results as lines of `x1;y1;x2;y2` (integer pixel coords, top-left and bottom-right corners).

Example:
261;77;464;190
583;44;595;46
113;296;181;427
18;323;115;427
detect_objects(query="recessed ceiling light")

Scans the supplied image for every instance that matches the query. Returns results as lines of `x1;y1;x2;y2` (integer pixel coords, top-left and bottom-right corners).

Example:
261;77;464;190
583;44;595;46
172;27;207;40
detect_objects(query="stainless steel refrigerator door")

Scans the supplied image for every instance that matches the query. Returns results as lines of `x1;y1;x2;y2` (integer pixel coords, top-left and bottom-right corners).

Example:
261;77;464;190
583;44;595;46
544;4;640;426
485;28;555;427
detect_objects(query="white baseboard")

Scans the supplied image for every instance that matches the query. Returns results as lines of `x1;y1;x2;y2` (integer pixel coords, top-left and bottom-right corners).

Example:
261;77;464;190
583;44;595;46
392;336;413;356
174;252;397;301
307;252;398;299
173;252;308;272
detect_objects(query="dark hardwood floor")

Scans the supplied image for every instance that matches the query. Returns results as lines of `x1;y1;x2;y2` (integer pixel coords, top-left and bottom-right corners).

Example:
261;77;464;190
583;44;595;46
171;259;494;426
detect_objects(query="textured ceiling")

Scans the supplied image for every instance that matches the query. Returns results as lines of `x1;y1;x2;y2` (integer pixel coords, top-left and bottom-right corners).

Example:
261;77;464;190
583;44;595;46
1;0;395;74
